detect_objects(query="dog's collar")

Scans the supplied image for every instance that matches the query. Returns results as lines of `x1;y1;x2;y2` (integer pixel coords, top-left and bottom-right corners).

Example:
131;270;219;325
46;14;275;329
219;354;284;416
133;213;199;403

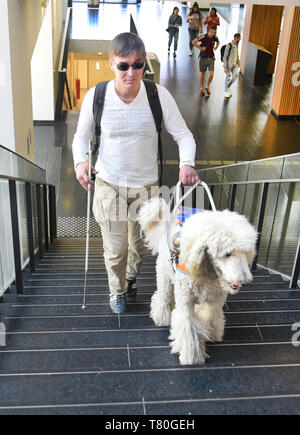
176;262;189;275
170;230;190;275
170;248;190;275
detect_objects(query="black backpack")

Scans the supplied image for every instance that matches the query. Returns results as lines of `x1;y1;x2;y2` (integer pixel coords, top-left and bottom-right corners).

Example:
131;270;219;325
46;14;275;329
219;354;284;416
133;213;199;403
220;43;232;63
92;79;164;186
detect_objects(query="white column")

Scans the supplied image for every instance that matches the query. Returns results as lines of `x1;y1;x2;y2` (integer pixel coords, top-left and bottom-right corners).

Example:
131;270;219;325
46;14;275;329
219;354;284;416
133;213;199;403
31;0;55;122
0;0;15;152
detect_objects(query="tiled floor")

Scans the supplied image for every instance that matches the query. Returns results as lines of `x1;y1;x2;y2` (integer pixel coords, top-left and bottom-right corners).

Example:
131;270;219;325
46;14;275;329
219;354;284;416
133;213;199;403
34;1;300;222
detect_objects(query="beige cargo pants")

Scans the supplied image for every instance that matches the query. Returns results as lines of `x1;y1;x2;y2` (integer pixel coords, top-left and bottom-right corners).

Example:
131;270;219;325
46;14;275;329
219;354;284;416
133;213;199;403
92;177;159;296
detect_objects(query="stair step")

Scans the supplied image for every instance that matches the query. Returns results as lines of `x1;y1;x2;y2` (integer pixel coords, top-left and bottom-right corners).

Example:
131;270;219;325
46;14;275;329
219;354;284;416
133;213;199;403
3;290;300;304
2;324;295;351
20;285;157;293
4;328;170;350
0;342;298;375
0;403;144;415
24;282;289;291
0;365;299;408
144;395;300;416
2;293;152;304
24;272;285;284
1;395;300;415
118;312;300;329
2;299;300;317
3;310;300;332
226;299;300;311
0;302;151;316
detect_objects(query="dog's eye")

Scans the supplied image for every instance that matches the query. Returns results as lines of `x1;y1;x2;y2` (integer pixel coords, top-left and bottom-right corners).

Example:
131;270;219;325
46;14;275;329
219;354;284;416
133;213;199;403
225;252;232;258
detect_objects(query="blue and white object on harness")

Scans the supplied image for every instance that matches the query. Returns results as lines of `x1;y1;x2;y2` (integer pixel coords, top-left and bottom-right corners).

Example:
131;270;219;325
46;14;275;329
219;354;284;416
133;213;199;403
168;180;217;273
176;205;205;225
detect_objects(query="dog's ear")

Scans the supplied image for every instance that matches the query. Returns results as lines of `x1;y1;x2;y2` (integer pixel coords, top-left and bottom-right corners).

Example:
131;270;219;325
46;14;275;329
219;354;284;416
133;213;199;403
198;248;219;281
246;248;256;265
181;244;218;282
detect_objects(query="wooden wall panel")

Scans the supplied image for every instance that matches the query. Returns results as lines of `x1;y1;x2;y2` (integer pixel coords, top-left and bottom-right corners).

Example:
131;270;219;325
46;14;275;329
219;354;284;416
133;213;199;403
249;5;284;74
271;6;300;117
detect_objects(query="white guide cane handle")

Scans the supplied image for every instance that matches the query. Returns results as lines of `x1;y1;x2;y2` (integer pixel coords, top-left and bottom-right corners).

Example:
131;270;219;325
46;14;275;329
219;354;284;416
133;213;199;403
82;141;92;310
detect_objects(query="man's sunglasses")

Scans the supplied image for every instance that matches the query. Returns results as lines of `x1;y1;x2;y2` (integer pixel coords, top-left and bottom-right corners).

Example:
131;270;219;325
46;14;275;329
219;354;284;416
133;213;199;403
116;61;145;71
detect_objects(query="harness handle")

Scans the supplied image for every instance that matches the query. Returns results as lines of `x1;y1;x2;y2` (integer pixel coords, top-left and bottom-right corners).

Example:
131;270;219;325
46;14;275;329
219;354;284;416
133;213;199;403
166;180;217;253
175;180;216;212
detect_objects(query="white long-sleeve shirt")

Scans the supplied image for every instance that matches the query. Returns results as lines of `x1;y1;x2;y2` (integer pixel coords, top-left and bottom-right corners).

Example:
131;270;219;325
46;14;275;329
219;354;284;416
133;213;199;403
72;80;196;187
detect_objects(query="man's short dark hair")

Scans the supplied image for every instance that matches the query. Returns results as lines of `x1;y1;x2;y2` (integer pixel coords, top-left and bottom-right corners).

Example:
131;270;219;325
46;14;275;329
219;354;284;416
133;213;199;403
234;33;241;39
109;32;146;59
210;25;217;31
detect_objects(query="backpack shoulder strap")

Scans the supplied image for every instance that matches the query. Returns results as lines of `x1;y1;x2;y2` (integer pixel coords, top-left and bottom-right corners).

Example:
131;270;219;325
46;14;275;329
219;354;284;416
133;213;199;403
143;79;163;134
143;79;164;186
228;42;232;58
93;81;109;152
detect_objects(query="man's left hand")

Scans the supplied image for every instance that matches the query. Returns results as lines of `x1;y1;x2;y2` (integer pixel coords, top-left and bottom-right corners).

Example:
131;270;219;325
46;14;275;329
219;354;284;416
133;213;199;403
179;166;200;186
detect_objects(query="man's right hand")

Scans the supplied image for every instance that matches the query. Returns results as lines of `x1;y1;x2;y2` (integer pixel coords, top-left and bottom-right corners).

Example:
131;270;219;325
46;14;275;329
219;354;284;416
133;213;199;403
75;162;98;191
224;68;228;73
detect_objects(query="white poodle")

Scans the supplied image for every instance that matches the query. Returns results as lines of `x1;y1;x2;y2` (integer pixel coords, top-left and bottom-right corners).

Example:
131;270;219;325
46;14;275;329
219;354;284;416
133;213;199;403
138;198;257;365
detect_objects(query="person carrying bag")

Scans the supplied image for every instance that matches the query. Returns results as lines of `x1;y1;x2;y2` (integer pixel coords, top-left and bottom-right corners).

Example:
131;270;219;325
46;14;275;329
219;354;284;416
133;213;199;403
167;7;182;58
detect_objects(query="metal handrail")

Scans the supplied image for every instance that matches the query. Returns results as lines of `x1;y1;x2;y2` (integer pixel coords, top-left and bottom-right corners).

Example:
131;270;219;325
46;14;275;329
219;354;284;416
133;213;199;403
0;173;56;296
58;7;72;73
0;144;47;174
199;152;300;172
0;174;54;185
55;7;73;119
202;178;300;186
196;163;300;289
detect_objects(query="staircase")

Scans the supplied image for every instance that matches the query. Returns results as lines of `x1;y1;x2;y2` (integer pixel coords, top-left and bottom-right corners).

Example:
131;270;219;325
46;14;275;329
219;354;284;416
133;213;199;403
0;238;300;415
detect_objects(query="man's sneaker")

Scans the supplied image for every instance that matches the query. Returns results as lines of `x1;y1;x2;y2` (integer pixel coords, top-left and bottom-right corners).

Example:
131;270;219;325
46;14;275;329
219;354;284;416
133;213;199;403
224;91;231;99
189;49;193;56
126;279;137;303
173;51;177;58
110;294;126;314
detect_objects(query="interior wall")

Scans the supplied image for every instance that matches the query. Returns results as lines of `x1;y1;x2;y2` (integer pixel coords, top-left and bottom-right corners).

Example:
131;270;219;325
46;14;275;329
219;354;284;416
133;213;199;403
7;0;46;161
31;0;55;122
0;0;15;151
52;0;63;110
31;0;63;122
1;0;62;160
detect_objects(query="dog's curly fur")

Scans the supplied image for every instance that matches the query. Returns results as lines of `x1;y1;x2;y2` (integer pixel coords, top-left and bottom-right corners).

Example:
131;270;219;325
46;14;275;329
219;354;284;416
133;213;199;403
138;198;257;365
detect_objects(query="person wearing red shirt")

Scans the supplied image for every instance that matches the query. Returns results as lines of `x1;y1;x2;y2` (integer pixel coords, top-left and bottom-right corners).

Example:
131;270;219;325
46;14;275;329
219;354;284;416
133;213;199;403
204;7;220;32
192;26;220;96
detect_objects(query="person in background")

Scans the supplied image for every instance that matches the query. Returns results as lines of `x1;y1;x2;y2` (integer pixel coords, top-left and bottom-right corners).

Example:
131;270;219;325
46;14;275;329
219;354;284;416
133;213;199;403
187;3;203;56
223;33;241;99
167;6;183;58
204;7;220;32
192;25;220;96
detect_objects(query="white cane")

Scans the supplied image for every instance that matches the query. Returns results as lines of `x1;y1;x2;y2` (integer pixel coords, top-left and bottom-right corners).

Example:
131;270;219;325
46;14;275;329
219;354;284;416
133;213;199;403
82;140;92;310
